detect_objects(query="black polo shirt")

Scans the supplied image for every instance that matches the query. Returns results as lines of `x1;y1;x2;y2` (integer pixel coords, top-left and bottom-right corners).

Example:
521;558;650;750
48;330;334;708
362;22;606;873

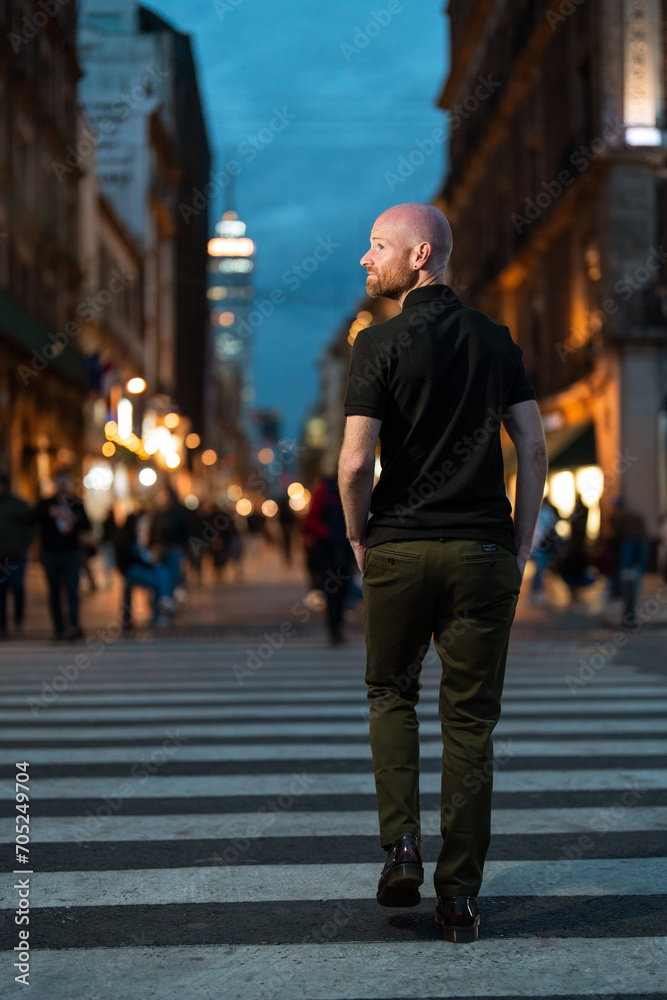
343;284;536;553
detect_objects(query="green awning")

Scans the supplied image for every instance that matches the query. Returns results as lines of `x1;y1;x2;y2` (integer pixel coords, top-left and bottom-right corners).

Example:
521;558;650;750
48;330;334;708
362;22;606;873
0;290;89;388
548;422;597;471
503;420;598;477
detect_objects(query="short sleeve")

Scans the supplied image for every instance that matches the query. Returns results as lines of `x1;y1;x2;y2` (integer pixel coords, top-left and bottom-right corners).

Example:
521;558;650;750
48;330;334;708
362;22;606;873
505;340;536;407
343;329;389;419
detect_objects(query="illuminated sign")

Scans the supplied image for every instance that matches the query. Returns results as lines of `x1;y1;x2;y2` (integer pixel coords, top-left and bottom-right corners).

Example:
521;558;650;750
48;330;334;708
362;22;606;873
207;237;255;257
624;0;663;145
219;259;254;273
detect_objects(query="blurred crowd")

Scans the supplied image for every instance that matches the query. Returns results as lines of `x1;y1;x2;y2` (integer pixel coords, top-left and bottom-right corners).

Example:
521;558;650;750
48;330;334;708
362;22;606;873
3;467;664;641
528;493;667;625
0;469;362;643
0;471;298;639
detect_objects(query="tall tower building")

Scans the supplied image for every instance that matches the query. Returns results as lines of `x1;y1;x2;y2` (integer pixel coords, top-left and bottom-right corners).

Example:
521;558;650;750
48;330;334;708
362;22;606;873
205;210;256;482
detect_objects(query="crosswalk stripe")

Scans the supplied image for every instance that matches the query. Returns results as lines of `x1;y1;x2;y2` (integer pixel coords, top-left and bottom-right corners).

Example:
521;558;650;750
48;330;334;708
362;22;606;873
6;697;667;723
1;738;666;765
2;858;665;908
0;767;664;800
1;633;665;999
25;939;667;999
3;717;667;740
5;805;666;843
4;684;667;705
0;673;653;693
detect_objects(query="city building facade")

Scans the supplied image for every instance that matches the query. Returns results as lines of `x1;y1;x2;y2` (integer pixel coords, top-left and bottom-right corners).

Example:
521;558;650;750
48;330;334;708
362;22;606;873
77;0;211;425
439;0;667;535
0;0;88;498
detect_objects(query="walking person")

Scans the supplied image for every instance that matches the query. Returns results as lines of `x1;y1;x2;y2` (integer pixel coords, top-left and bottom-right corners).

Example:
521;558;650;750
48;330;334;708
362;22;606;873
115;513;175;628
150;488;190;605
33;469;91;640
0;472;34;639
529;498;559;603
339;203;547;942
609;497;649;626
557;493;594;599
306;475;354;645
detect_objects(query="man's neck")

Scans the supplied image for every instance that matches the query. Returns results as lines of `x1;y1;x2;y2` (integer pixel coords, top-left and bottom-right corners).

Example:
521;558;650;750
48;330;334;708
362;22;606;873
397;274;446;309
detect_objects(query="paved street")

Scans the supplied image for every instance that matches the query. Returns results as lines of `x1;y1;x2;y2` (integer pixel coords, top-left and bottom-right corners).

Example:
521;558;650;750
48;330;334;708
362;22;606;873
1;569;667;999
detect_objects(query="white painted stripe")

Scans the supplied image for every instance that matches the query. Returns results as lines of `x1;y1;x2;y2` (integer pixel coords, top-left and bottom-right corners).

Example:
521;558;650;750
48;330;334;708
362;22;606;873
3;717;667;740
6;666;646;678
2;737;665;766
0;673;651;693
6;805;665;844
1;858;664;908
5;698;667;723
0;659;645;672
0;767;662;800
21;938;667;1000
3;684;666;706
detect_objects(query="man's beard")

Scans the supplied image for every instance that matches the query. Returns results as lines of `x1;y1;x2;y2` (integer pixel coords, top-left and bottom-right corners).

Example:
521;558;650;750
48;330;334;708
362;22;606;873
365;260;412;300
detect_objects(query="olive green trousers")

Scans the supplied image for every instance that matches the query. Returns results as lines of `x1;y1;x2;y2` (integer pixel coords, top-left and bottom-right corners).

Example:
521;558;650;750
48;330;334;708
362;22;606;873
362;537;521;897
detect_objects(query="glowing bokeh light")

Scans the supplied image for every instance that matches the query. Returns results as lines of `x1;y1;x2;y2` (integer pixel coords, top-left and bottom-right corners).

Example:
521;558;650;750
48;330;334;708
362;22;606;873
139;468;157;486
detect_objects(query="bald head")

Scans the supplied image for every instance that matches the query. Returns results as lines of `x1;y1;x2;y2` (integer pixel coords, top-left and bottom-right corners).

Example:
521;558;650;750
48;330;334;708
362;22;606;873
360;203;453;302
376;203;453;274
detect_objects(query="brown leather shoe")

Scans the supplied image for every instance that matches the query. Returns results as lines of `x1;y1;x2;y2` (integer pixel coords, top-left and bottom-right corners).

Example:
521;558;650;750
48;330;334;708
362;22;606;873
376;835;423;908
434;895;480;943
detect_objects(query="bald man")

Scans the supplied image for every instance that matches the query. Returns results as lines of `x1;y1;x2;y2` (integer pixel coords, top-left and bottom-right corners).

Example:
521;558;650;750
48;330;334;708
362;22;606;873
339;203;547;942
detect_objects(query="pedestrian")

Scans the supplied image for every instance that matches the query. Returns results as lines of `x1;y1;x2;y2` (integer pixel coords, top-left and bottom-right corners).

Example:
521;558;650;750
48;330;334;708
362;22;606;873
79;525;99;592
33;469;91;640
305;475;354;645
658;512;667;583
557;493;594;599
277;495;296;565
114;513;175;628
339;203;547;943
529;498;559;602
99;508;118;589
150;488;190;605
0;472;34;639
609;497;649;625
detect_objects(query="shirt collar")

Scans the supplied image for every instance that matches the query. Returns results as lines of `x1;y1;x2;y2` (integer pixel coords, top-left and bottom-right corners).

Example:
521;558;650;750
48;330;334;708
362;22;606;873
401;284;461;310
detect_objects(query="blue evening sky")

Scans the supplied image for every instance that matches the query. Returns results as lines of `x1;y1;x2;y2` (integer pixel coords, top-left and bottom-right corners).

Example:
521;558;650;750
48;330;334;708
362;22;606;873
145;0;449;441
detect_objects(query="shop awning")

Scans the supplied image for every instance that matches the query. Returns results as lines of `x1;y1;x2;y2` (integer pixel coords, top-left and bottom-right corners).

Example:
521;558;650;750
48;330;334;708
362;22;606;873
502;420;598;478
